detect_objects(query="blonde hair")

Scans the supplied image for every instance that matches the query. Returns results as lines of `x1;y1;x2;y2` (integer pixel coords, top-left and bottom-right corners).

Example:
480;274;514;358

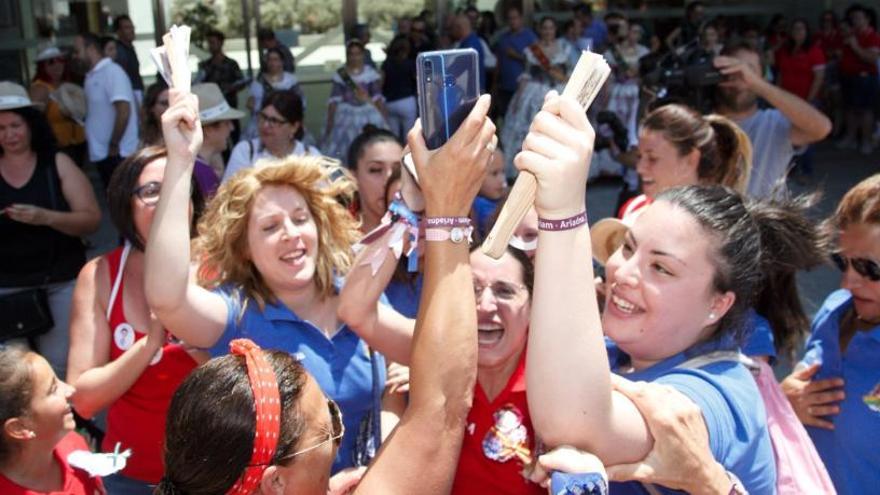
642;104;753;194
195;156;360;309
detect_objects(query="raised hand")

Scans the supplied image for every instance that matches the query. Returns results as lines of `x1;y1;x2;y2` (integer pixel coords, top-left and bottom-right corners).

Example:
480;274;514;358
514;91;595;219
407;94;497;217
161;89;203;167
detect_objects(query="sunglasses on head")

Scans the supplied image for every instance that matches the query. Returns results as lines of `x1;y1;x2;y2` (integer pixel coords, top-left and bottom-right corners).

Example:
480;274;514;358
831;252;880;281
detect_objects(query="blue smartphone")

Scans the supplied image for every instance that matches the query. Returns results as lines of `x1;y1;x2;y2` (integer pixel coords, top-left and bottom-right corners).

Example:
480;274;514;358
416;48;480;150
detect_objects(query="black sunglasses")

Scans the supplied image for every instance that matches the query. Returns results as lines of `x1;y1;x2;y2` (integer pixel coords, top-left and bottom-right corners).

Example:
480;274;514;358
830;252;880;282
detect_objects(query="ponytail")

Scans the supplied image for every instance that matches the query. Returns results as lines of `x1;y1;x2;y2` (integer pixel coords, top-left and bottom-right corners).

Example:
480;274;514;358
704;115;752;193
640;104;753;192
746;193;828;358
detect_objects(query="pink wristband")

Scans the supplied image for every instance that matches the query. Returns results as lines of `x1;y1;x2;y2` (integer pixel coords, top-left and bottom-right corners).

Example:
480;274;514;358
538;211;588;231
424;216;472;228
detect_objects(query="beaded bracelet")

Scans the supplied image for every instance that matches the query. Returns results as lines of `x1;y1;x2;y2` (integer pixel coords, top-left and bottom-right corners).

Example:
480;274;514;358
537;211;588;231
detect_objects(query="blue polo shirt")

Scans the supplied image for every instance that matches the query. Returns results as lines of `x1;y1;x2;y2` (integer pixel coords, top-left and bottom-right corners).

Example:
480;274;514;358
742;310;777;363
208;286;386;473
385;274;423;319
611;347;777;494
459;32;487;92
497;28;538;92
801;289;880;495
581;20;608;51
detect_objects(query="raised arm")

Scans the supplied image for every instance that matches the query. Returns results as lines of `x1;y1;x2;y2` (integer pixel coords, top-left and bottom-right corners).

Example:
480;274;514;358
144;90;228;348
519;93;651;465
715;55;831;146
356;95;496;494
337;230;416;365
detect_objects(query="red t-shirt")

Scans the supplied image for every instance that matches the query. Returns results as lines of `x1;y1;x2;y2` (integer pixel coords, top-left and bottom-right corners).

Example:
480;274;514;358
0;432;105;495
776;44;826;100
840;28;880;75
451;353;542;495
101;247;197;483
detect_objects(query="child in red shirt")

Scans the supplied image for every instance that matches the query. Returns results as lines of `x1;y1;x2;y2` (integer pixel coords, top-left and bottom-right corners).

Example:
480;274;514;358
0;347;104;495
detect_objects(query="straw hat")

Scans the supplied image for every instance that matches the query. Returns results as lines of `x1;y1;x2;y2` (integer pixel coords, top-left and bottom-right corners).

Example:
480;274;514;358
192;83;245;124
0;82;34;110
51;83;87;125
36;46;63;63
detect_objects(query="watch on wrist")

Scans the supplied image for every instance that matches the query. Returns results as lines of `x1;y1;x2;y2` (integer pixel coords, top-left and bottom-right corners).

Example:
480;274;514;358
424;226;472;244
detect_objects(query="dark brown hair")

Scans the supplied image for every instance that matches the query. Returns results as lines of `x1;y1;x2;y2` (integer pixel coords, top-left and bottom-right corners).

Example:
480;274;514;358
262;90;305;140
0;346;35;465
658;186;825;352
107;146;204;251
140;80;169;147
641;104;752;193
156;351;308;494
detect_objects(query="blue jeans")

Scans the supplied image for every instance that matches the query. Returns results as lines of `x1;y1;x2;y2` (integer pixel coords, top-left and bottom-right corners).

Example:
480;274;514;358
102;472;155;495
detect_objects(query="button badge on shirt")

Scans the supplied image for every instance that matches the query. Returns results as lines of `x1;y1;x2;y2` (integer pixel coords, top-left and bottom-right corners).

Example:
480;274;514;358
482;403;532;464
113;323;135;350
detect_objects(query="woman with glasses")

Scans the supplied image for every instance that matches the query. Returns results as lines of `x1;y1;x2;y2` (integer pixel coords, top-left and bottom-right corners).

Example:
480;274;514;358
243;47;304;141
148;90;496;492
66;147;206;494
223;90;320;182
339;223;542;491
781;173;880;494
29;47;87;167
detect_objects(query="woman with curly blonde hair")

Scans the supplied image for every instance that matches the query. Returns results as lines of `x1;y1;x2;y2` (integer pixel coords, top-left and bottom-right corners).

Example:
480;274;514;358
144;91;388;475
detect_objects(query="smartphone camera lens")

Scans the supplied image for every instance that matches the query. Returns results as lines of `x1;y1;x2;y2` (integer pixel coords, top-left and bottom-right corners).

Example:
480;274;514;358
424;60;433;82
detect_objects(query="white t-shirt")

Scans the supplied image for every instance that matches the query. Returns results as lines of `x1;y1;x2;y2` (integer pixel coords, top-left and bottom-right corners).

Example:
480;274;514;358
223;138;322;183
84;58;139;161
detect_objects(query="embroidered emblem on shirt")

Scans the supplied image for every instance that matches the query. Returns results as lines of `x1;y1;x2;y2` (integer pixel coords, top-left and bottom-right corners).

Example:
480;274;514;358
482;403;532;464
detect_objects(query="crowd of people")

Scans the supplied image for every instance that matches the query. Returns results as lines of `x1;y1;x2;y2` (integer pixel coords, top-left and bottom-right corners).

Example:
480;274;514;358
0;2;878;495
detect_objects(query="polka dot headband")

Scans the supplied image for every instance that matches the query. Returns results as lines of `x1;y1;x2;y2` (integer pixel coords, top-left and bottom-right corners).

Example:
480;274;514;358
227;339;281;495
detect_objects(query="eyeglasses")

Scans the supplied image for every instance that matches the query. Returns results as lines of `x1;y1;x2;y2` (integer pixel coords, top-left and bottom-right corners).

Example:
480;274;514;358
258;112;289;128
831;252;880;281
276;399;345;462
473;281;526;302
132;181;162;205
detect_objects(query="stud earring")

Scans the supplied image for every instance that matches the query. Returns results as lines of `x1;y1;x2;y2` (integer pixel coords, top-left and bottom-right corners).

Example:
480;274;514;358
709;313;717;321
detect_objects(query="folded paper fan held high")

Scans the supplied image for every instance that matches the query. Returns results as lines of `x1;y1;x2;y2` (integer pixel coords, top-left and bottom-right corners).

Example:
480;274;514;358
150;25;192;92
481;51;611;259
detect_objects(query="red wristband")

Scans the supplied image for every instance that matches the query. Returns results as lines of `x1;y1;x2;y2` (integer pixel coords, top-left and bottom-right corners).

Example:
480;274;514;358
423;216;472;228
538;211;587;231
